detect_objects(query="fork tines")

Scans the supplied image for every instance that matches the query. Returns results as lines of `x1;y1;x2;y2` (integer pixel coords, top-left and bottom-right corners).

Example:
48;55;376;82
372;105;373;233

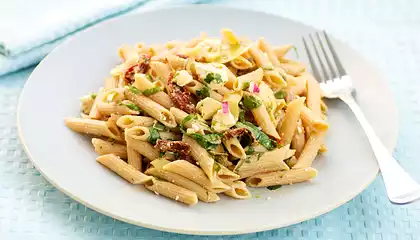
302;31;346;83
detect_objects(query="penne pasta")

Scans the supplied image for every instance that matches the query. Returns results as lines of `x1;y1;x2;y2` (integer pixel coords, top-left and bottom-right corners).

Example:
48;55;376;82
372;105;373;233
293;130;327;169
104;77;119;90
300;106;329;132
305;73;322;116
96;154;152;184
234;145;294;178
125;132;160;161
125;89;177;128
273;44;294;58
291;118;306;158
127;146;142;171
65;117;122;140
144;178;198;205
163;160;230;193
224;181;251;199
245;167;317;187
223;137;246;159
277;97;305;145
182;135;215;181
146;166;219;203
133;73;173;109
91;138;127;158
116;115;155;129
125;126;150;141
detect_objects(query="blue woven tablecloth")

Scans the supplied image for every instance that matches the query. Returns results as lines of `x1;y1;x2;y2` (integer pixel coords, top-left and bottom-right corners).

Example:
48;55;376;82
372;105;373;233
2;0;420;239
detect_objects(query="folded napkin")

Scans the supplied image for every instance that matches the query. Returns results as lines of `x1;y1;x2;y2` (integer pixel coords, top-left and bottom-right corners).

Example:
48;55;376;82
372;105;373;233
0;0;203;77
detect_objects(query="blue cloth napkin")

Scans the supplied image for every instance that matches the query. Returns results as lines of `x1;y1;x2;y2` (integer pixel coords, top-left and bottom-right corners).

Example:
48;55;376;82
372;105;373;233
0;0;202;77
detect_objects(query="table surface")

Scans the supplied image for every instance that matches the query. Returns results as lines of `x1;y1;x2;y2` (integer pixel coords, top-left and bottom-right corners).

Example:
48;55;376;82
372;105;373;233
1;0;420;239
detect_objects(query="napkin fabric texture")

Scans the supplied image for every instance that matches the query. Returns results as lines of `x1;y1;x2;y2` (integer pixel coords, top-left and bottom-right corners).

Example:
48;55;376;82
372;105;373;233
0;0;203;77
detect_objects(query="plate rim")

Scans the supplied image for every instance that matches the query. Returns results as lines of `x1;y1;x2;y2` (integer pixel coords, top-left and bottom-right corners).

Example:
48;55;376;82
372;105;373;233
16;4;397;235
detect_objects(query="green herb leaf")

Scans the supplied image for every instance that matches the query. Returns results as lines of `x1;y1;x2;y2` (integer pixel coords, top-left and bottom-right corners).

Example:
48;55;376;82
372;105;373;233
187;133;222;150
235;121;277;150
173;72;180;79
146;74;153;81
213;162;221;172
267;185;282;191
159;152;165;157
180;114;197;133
242;82;250;90
238;110;245;122
196;86;210;99
90;93;97;100
262;66;274;71
204;73;223;84
274;90;286;99
128;86;141;94
120;102;141;111
245;146;254;155
143;87;161;96
148;127;160;145
243;95;262;109
292;46;299;59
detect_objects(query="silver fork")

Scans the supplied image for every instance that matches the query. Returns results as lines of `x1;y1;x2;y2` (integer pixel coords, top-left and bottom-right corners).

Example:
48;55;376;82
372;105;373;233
302;31;420;204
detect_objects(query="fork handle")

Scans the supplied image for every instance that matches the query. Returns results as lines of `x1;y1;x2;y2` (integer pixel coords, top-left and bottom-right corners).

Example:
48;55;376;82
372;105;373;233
340;94;420;204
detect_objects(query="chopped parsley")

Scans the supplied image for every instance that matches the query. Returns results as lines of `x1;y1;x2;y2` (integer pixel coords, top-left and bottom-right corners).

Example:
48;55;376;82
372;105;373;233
90;93;97;100
204;73;223;84
147;127;160;145
238;110;245;122
242;82;250;90
180;114;197;133
267;185;282;191
245;146;254;155
235;121;277;150
173;72;180;79
159;152;165;157
187;133;222;150
196;86;210;99
243;95;262;109
274;90;286;99
146;74;153;81
127;85;141;94
143;87;161;96
292;46;299;59
213;162;221;172
120;102;141;111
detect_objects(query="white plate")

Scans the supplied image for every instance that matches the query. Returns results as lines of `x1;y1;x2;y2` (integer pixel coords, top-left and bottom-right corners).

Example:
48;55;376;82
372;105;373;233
17;5;398;235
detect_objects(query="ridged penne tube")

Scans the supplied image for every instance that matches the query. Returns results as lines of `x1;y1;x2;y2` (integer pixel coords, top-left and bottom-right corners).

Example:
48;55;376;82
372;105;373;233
125;89;177;128
223;137;246;159
300;106;329;132
273;44;294;58
133;73;173;109
277;97;305;145
233;68;263;90
91;138;127;158
163;160;230;193
101;88;126;103
89;88;104;119
257;38;281;67
185;80;223;102
230;56;253;70
305;73;322;117
248;44;273;70
149;61;171;85
245;168;318;187
234;146;294;178
118;44;139;62
281;61;306;76
104;77;119;90
245;93;280;139
65;118;122;140
293;130;327;169
96;101;140;116
166;54;187;71
125;135;160;161
170;107;210;134
146;167;219;203
116;115;155;129
125;126;150;141
215;163;240;183
127;146;142;171
291;119;306;158
96;154;152;184
263;69;287;88
144;178;198;205
182;135;214;181
287;75;307;95
224;181;251;199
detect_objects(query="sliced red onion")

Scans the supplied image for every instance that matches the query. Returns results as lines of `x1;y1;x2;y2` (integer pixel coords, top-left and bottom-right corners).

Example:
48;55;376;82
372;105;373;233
222;101;229;114
253;83;260;93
